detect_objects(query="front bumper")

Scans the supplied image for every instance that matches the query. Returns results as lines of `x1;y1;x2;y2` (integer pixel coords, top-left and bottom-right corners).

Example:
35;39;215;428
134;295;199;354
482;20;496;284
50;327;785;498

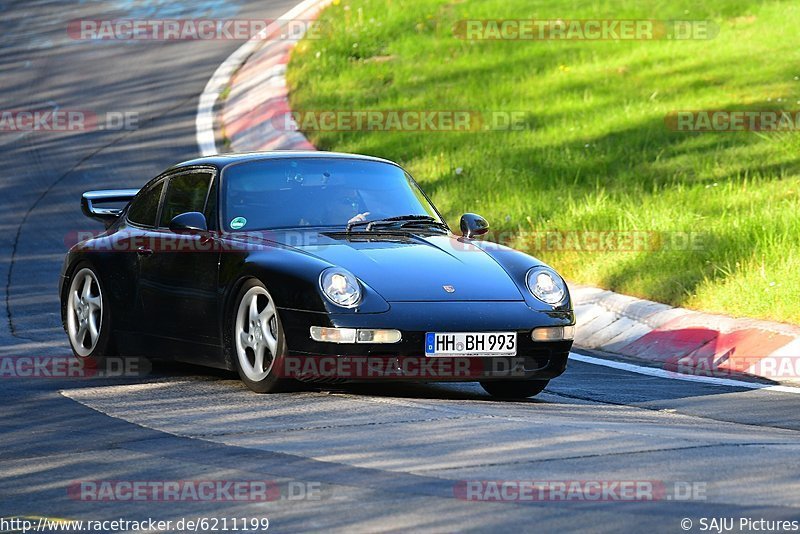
277;301;573;382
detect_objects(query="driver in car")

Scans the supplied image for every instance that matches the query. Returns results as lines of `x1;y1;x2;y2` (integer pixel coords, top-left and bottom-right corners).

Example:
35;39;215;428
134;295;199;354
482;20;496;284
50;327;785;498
325;187;370;225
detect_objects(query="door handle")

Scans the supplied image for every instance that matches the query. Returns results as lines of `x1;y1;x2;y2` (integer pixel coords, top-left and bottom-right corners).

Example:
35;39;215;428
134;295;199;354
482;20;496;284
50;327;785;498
136;246;153;256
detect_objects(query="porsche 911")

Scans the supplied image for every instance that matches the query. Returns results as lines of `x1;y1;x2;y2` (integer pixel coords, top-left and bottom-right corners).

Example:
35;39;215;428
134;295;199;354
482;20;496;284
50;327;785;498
60;152;574;398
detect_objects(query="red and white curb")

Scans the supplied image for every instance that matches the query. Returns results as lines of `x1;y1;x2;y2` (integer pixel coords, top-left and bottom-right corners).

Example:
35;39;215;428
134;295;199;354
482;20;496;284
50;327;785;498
195;0;800;389
195;0;331;156
571;286;800;385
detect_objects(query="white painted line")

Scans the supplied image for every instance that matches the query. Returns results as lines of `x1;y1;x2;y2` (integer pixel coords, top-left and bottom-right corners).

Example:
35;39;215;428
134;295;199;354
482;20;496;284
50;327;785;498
570;352;800;395
195;0;328;156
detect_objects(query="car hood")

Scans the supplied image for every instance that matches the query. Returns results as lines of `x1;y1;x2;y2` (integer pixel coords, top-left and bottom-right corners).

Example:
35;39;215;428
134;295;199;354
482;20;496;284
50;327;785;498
286;232;525;302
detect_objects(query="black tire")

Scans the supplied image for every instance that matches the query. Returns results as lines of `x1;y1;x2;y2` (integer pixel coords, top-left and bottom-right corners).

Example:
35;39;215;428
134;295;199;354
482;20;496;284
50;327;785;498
64;262;115;365
480;379;549;399
229;278;294;393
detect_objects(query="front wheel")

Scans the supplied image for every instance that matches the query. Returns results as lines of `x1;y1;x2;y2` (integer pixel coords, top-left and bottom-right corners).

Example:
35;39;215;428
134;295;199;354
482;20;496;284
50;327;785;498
231;279;293;393
480;380;549;399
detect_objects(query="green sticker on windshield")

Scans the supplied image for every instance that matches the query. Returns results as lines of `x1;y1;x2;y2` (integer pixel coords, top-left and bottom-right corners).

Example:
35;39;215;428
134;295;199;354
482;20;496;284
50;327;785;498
230;216;247;230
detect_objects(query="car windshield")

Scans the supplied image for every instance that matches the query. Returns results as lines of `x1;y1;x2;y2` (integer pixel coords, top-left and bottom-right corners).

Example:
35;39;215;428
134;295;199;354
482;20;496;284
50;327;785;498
220;158;443;231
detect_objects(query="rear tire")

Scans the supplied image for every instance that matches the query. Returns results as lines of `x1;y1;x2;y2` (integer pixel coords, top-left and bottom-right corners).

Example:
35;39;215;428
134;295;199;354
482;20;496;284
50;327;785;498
480;379;549;399
65;263;113;364
230;279;293;393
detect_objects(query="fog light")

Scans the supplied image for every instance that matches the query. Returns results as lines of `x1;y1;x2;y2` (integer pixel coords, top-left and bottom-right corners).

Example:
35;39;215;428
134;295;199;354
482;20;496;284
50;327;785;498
310;327;401;344
531;325;575;341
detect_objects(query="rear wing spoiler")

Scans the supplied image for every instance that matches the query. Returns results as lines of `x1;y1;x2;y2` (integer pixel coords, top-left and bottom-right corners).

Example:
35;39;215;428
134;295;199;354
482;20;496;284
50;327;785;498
81;189;139;226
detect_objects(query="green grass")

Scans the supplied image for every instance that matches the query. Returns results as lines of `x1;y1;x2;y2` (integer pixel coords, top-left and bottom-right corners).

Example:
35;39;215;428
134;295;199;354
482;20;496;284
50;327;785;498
287;0;800;324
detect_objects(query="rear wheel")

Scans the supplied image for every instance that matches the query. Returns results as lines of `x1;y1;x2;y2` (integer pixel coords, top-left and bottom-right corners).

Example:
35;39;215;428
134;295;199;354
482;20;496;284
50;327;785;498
65;264;113;362
232;279;292;393
480;380;549;399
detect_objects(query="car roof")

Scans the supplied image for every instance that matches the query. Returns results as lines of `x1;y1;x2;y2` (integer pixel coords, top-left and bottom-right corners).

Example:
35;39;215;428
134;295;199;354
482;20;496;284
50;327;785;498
169;151;400;172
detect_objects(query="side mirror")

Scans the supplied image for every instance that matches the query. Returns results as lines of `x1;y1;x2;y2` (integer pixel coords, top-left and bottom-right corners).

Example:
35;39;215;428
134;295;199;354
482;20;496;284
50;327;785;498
460;213;489;238
169;212;207;233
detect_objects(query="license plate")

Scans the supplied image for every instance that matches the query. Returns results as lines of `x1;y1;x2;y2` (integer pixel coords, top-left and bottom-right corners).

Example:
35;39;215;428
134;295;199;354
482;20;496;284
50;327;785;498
425;332;517;357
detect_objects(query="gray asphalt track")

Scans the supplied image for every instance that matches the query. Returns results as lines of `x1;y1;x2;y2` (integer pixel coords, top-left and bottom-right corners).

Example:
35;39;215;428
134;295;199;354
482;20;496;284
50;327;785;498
1;1;799;532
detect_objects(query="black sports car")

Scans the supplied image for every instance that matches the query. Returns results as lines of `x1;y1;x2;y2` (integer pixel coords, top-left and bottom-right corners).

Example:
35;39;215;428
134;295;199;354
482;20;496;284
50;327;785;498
60;152;574;398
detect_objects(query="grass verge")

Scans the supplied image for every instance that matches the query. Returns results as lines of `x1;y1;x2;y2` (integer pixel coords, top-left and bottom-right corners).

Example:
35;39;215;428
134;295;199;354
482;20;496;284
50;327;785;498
288;0;800;323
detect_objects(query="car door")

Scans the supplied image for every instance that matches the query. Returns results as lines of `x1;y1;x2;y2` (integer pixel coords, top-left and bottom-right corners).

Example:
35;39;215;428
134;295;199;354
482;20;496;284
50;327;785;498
136;167;222;358
112;176;167;343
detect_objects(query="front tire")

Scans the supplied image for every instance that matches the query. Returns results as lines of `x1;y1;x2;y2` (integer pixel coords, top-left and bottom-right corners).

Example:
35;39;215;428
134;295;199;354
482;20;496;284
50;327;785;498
231;279;292;393
480;380;549;399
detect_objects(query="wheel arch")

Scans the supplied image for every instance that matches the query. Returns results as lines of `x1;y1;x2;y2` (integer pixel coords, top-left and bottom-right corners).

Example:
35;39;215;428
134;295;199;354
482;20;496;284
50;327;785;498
220;270;308;372
60;256;98;330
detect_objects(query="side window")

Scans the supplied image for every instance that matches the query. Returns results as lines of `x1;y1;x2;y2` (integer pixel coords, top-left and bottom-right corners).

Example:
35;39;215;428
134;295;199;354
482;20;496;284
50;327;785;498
127;180;164;227
158;171;213;228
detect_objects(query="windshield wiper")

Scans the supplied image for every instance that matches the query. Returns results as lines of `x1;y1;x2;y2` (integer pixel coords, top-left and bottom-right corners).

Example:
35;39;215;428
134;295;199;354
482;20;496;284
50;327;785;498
346;215;449;234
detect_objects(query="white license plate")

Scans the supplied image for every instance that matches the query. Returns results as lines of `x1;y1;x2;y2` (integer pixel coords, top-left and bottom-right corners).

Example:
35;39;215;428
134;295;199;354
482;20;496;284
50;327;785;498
425;332;517;357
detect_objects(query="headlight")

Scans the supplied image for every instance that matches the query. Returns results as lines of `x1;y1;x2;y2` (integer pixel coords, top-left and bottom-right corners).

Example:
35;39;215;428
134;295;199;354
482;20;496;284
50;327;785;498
526;267;567;305
320;268;362;308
